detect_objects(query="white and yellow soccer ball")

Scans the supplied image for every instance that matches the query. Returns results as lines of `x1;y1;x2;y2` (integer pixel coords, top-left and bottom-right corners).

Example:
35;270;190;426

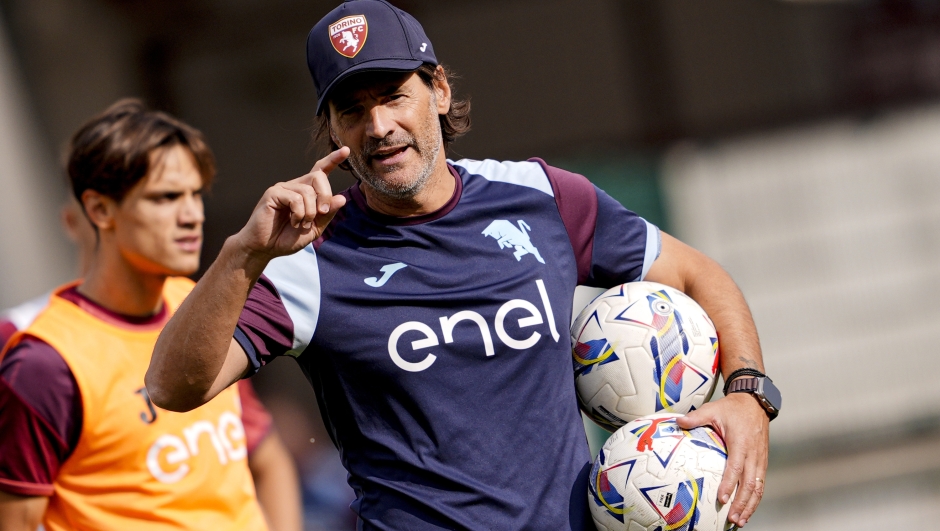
571;282;720;430
588;414;734;531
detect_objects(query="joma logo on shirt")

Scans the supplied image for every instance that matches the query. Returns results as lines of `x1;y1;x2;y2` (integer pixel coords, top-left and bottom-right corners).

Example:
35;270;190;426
387;279;560;372
146;412;247;483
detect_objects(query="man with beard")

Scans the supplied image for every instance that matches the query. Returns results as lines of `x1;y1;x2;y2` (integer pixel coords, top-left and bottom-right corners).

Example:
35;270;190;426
147;1;779;529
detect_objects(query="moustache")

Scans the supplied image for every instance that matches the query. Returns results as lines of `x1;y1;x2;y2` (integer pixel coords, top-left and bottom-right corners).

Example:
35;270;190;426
363;134;418;160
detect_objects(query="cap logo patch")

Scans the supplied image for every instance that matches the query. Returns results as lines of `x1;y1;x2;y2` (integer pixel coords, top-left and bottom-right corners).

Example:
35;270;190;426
329;15;368;58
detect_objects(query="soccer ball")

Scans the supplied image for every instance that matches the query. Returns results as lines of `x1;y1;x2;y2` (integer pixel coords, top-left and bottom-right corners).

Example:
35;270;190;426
588;414;733;531
571;282;719;430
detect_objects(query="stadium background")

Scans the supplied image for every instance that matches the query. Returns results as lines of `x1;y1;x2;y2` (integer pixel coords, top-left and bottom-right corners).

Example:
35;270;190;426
2;0;940;529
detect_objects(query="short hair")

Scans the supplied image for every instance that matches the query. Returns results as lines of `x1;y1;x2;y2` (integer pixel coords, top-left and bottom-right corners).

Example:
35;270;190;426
67;99;216;204
315;63;471;169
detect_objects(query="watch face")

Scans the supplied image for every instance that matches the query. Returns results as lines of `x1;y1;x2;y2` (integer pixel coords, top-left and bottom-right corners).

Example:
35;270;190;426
761;378;782;411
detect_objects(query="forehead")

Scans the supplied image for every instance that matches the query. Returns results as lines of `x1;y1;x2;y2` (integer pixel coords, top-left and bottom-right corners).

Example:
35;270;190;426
144;145;203;187
329;70;423;109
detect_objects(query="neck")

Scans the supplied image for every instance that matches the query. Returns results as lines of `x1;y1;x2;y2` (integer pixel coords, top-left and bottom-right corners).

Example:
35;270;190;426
360;154;454;217
77;249;167;318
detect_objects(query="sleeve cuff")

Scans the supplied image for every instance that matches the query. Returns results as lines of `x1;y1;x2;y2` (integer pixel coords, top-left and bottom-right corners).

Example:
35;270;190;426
233;326;262;377
637;219;661;281
0;477;54;497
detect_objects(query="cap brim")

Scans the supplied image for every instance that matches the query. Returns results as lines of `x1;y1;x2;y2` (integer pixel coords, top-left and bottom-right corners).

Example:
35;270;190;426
316;58;426;116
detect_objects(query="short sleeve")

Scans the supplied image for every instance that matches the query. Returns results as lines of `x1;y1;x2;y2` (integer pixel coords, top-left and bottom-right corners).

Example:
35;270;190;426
587;187;661;287
236;379;273;456
0;338;83;496
537;159;660;288
234;275;296;375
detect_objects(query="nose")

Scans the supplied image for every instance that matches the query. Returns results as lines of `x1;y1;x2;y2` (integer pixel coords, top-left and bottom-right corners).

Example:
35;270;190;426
179;192;205;226
366;104;394;139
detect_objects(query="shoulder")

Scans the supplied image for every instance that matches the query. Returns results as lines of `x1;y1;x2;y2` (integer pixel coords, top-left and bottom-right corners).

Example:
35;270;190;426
449;158;555;197
2;336;69;377
450;157;596;201
0;337;82;437
1;337;76;399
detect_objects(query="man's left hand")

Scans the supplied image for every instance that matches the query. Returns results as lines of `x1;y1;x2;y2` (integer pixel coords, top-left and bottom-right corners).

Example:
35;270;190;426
676;392;769;528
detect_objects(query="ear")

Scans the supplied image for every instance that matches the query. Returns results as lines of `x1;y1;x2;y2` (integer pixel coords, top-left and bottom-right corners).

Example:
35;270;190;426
80;189;117;231
431;65;452;115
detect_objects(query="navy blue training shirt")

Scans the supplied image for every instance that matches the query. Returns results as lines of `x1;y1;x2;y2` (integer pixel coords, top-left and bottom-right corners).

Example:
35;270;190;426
235;158;661;530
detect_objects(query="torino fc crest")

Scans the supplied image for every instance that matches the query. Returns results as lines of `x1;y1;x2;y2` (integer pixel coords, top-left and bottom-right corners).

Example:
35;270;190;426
329;15;368;58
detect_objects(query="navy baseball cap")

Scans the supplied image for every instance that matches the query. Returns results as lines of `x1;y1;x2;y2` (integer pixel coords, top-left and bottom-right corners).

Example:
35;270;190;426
307;0;438;115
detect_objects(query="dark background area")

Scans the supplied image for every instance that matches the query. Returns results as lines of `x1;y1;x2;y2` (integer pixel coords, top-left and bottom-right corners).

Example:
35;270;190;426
3;2;940;526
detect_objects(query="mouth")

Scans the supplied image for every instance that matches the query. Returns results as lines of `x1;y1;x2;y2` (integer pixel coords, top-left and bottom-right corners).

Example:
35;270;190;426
175;236;201;252
369;145;410;166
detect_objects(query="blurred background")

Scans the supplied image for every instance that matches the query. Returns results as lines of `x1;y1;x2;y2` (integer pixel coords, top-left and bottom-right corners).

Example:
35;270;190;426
2;0;940;529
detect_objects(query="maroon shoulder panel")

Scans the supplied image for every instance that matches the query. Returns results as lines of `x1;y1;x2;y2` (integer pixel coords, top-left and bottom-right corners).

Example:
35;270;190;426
0;338;82;496
532;158;598;285
0;319;16;350
236;275;295;368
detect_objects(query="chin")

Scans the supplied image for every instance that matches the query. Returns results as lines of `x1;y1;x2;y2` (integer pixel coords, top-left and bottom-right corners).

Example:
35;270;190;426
164;256;201;277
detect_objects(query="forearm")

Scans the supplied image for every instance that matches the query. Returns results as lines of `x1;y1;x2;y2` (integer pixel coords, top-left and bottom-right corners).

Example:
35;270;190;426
0;491;47;531
147;235;270;411
684;261;763;378
645;232;764;379
249;432;303;531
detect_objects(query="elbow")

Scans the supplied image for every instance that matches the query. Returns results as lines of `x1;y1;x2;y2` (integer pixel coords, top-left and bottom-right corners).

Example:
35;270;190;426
144;370;204;413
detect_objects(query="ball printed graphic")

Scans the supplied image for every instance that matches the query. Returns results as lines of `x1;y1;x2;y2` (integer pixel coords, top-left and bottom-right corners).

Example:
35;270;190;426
571;282;720;430
588;414;734;531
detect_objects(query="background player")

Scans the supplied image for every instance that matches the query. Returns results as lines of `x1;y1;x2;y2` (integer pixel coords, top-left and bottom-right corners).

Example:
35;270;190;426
0;99;301;531
147;1;775;529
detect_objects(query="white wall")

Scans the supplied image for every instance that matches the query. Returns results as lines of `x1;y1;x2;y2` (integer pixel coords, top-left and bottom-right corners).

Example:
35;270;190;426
0;14;72;309
662;104;940;528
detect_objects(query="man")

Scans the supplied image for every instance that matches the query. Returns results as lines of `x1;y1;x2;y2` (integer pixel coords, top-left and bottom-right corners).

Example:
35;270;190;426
0;202;302;531
147;1;778;529
0;99;300;531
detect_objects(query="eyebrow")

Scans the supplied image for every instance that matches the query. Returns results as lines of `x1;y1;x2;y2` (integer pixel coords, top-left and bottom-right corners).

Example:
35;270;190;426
333;80;408;111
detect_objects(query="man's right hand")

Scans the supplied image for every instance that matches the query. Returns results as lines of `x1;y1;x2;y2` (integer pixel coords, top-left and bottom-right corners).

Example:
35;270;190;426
234;147;349;264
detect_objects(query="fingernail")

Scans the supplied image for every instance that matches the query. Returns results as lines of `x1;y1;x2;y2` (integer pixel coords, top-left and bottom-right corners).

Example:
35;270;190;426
320;204;329;213
731;513;739;522
741;519;747;526
303;221;312;229
721;494;729;503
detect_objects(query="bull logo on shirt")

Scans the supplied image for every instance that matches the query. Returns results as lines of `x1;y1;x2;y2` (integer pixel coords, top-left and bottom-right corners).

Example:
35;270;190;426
329;15;367;58
482;219;545;264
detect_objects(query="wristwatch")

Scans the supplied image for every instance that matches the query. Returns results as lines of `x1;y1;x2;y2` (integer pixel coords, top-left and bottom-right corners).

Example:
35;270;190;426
726;376;782;421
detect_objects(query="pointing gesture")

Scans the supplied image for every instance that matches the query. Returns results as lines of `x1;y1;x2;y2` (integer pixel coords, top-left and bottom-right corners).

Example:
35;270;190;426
235;147;349;262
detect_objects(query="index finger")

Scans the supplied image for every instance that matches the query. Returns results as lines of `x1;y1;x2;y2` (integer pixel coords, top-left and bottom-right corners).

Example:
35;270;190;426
292;147;350;213
312;146;350;175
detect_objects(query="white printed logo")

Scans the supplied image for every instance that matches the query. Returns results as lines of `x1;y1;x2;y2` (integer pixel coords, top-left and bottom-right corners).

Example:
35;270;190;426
420;43;427;52
329;15;368;58
387;279;560;372
482;219;545;264
365;262;407;287
146;411;247;484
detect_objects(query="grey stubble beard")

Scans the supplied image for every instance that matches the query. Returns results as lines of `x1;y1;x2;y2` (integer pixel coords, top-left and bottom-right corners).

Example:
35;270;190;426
341;96;443;202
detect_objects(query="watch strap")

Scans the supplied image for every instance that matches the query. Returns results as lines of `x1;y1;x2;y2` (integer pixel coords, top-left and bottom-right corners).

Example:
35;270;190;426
727;377;760;394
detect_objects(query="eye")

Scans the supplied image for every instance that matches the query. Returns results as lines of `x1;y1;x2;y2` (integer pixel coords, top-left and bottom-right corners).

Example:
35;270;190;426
338;105;363;118
652;300;672;316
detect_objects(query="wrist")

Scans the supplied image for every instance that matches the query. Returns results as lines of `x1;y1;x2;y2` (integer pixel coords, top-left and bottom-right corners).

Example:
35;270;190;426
723;373;782;421
221;234;272;280
722;367;766;395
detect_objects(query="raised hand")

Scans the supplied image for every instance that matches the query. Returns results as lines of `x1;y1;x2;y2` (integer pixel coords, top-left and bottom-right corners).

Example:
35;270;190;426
235;147;349;261
676;393;769;528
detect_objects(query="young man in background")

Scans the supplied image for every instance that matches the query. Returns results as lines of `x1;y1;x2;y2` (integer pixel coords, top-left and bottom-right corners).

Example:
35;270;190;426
0;99;301;531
